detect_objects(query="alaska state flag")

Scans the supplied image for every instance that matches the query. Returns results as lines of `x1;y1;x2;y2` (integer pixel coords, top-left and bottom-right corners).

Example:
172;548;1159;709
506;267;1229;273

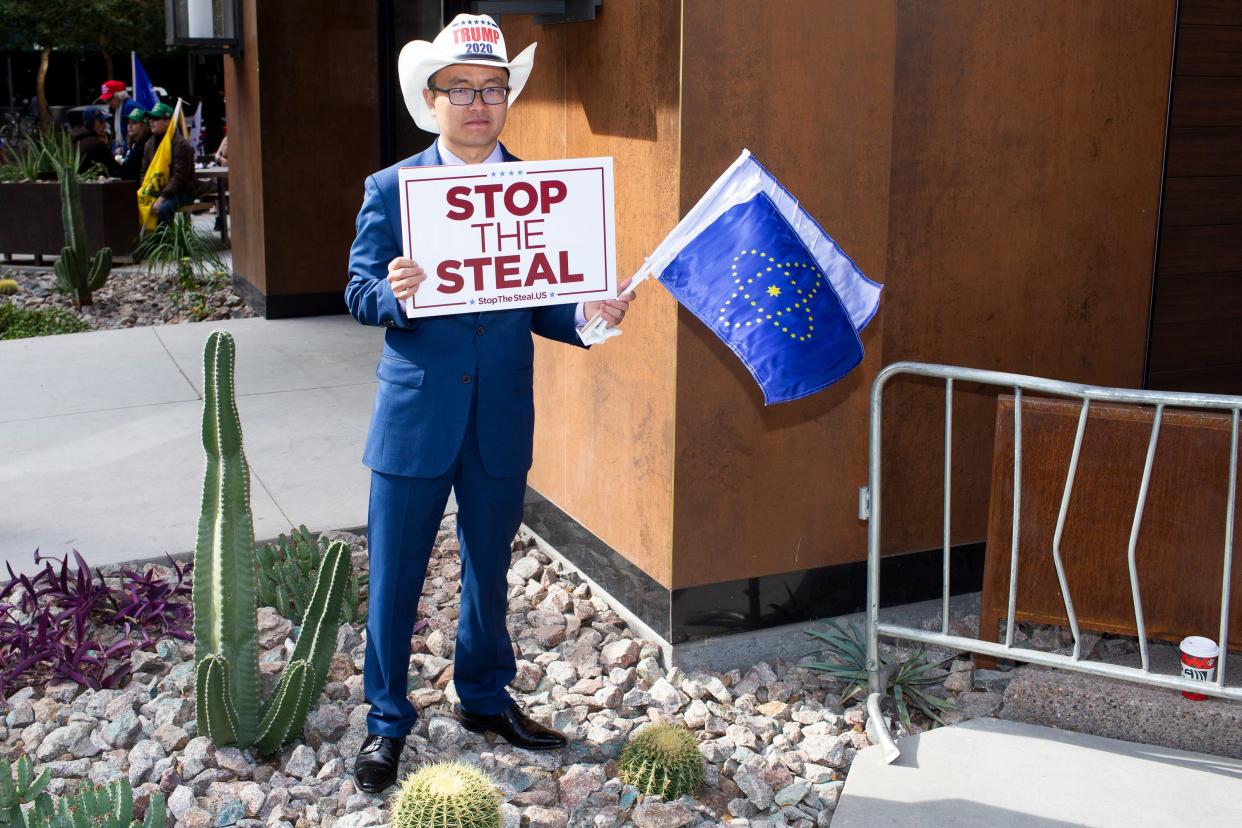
131;52;159;111
649;150;882;404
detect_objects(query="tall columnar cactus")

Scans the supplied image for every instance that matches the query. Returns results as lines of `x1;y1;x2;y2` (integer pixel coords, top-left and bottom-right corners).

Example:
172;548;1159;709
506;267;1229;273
193;330;351;755
618;723;705;800
391;762;502;828
52;166;111;308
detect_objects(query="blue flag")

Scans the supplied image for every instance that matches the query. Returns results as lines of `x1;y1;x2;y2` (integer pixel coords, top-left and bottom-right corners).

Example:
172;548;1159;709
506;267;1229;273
131;52;158;111
649;151;882;404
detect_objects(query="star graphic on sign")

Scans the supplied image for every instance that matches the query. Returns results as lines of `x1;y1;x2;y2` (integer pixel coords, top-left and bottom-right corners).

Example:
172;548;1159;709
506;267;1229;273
767;286;781;297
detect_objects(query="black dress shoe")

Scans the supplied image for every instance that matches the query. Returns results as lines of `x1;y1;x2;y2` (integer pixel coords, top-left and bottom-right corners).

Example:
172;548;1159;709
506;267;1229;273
353;734;405;793
456;702;567;751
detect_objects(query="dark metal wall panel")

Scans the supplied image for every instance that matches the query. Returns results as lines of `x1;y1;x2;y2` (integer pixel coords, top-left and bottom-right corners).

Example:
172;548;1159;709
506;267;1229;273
1148;271;1242;375
1166;127;1242;176
1158;225;1242;275
222;0;266;295
1147;1;1242;393
1181;0;1242;26
1162;176;1242;225
224;1;380;311
1175;25;1242;76
1171;77;1242;125
255;3;379;305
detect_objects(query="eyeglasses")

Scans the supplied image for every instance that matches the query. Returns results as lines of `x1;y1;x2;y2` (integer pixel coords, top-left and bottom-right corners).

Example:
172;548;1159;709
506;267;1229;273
428;85;510;106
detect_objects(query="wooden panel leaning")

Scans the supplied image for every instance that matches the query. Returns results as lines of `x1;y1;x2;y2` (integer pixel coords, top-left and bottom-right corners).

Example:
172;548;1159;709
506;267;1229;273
979;395;1242;660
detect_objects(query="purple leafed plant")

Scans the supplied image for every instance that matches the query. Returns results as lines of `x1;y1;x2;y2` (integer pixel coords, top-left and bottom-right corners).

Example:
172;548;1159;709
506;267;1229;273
0;550;194;699
111;556;195;642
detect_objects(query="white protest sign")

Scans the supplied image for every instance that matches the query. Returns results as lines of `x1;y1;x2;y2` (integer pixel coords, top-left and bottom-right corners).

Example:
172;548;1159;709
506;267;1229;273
399;157;616;318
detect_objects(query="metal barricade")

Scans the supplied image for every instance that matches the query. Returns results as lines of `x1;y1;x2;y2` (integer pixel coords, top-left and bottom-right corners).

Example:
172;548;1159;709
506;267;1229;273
862;362;1241;762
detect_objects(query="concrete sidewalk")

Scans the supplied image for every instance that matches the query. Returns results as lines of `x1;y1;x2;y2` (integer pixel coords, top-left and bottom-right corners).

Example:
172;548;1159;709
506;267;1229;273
1;316;385;575
834;716;1242;826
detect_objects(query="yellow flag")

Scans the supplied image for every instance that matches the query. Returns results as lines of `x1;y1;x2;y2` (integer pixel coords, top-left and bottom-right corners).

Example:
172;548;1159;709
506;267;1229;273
136;100;186;231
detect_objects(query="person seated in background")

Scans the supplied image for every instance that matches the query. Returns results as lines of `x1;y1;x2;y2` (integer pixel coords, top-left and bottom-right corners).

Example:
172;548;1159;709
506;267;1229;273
213;133;228;167
97;80;137;155
141;102;197;224
69;108;121;178
118;108;150;181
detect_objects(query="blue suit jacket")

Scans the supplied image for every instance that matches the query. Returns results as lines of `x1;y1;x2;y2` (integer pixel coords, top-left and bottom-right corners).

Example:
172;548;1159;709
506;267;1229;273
346;142;586;479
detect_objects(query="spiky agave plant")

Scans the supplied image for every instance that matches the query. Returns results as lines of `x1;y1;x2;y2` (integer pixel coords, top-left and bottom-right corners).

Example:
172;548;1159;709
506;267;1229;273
618;723;705;800
134;213;225;284
391;762;502;828
802;619;956;729
0;132;50;180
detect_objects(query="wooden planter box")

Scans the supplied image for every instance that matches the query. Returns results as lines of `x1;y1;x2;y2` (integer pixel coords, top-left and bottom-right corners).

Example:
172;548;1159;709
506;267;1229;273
0;180;141;261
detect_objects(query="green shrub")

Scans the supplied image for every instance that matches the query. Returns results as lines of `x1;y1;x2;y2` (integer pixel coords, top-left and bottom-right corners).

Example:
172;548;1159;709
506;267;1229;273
618;723;705;800
0;303;89;340
256;525;367;626
391;761;501;828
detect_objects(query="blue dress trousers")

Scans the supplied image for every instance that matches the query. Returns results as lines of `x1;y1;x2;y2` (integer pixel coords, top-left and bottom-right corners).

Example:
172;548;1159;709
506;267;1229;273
345;143;586;738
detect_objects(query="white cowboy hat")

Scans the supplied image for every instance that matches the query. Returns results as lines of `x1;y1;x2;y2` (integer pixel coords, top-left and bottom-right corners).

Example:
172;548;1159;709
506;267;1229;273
398;13;537;134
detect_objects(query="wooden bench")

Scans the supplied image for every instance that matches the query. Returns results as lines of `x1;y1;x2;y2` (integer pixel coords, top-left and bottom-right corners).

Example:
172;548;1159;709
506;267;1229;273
978;395;1241;659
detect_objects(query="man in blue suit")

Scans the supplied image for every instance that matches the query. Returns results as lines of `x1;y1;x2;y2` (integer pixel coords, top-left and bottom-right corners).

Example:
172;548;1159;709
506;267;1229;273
345;14;634;794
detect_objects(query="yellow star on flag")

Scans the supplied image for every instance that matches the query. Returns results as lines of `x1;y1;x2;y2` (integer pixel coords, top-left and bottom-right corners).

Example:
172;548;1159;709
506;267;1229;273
767;285;781;297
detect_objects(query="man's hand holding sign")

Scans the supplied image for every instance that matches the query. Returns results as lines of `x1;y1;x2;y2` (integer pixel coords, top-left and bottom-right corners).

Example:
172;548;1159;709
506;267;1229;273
386;256;633;329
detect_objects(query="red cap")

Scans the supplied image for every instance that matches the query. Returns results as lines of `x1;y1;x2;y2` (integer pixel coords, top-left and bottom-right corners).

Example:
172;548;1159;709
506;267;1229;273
99;80;126;100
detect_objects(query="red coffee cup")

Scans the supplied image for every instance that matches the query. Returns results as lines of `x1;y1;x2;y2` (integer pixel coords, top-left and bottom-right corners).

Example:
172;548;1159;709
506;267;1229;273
1179;636;1219;701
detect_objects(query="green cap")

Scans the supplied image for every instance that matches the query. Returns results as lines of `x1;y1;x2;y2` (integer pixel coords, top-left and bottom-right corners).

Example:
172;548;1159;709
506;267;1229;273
127;108;148;123
148;103;174;119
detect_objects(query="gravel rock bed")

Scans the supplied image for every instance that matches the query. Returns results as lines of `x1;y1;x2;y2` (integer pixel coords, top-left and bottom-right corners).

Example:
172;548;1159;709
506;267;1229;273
0;520;858;828
0;262;254;331
4;518;1048;828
